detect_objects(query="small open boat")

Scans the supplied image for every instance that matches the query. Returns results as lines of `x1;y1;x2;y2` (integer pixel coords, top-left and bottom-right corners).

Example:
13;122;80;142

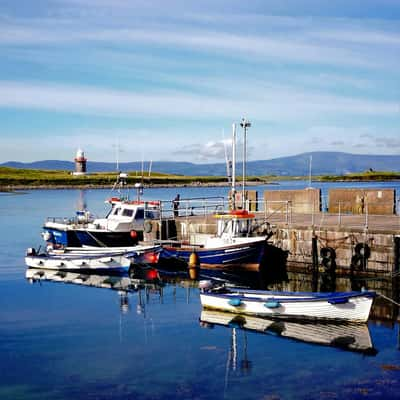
25;244;161;272
25;251;133;272
200;309;377;355
199;282;376;323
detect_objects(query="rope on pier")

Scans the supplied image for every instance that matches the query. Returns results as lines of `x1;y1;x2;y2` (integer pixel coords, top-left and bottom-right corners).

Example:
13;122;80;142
376;291;400;307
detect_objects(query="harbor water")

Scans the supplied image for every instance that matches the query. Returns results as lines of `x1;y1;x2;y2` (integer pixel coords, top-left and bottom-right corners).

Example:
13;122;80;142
1;182;400;399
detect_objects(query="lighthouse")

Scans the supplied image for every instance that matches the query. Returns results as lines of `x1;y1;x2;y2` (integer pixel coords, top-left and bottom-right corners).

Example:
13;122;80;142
74;148;87;175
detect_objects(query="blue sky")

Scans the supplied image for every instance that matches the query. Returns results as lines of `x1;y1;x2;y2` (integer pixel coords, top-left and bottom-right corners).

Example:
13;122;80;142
0;0;399;163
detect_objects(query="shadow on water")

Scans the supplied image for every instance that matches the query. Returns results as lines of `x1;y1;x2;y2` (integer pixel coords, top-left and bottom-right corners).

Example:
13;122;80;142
258;243;289;288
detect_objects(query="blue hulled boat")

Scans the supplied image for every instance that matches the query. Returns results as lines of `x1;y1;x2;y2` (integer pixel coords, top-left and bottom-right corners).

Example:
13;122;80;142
159;210;268;270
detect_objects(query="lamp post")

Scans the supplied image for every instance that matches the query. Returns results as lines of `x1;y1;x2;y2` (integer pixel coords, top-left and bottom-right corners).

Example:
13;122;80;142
240;118;251;209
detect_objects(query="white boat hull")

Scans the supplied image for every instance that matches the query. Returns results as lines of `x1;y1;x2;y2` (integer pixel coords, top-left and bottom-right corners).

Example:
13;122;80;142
49;244;161;257
25;254;131;271
25;244;162;271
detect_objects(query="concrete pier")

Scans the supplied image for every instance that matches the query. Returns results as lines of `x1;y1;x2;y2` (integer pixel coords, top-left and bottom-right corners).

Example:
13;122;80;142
265;211;400;275
143;186;399;277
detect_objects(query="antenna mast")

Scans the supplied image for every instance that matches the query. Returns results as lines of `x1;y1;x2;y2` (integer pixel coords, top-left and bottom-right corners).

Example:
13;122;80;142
231;123;236;209
240;118;251;209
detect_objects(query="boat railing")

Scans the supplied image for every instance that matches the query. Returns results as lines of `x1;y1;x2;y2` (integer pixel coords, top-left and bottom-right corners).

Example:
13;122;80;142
45;216;78;225
256;198;400;231
147;196;227;220
45;215;95;226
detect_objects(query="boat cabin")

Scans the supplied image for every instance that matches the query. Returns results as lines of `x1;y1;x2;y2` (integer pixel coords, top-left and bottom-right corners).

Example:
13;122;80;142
96;201;160;232
214;211;257;238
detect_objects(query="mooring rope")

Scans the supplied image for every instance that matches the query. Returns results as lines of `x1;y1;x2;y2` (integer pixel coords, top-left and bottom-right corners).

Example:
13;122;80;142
376;291;400;307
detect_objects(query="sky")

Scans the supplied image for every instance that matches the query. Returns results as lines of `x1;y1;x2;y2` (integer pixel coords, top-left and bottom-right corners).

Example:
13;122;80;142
0;0;399;164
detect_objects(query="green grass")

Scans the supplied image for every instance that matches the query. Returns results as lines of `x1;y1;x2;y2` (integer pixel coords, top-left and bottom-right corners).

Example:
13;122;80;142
319;171;400;181
1;167;399;188
0;167;230;187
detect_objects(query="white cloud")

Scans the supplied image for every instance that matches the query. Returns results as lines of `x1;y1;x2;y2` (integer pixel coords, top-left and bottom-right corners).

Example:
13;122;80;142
173;139;234;162
0;81;397;121
1;2;399;163
1;13;398;70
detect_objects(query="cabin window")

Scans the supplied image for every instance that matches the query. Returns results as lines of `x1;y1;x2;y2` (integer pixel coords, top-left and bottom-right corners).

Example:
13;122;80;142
122;209;134;217
238;220;248;234
113;207;121;215
135;209;144;220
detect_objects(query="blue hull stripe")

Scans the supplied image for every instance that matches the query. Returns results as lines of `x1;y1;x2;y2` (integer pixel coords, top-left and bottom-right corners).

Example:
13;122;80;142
162;241;265;266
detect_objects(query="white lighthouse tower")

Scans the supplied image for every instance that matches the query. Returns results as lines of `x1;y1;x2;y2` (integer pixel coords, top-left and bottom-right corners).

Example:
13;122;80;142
73;148;87;175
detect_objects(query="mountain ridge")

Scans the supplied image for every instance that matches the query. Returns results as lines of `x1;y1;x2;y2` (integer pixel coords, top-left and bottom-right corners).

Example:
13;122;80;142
2;151;400;176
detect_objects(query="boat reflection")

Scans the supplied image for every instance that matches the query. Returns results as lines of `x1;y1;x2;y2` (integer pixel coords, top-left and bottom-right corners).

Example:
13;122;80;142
200;309;378;356
25;267;164;315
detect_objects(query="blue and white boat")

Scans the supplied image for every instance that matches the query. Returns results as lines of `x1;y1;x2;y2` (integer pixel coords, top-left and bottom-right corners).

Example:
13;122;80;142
199;282;376;323
160;210;268;270
43;197;161;248
42;174;161;248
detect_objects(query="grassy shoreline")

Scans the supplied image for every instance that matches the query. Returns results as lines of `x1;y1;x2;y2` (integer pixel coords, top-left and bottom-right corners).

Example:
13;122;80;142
1;166;399;191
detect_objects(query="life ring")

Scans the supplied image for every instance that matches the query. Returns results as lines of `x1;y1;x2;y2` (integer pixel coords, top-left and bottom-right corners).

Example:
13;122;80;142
231;209;249;216
143;220;153;233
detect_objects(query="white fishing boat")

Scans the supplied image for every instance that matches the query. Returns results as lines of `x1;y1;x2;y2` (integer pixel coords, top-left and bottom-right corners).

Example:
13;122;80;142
25;243;161;272
200;309;377;355
25;251;131;272
199;282;375;323
48;244;161;259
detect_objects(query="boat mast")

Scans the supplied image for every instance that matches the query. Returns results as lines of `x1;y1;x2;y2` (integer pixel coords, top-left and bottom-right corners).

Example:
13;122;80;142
240;118;251;210
231;123;236;209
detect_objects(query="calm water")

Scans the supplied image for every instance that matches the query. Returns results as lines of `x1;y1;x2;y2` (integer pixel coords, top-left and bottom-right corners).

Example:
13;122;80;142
1;182;400;399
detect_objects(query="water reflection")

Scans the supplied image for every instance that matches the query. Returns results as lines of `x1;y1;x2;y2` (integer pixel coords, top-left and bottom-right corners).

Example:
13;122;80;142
76;190;87;212
200;309;377;356
26;262;399;325
25;268;165;316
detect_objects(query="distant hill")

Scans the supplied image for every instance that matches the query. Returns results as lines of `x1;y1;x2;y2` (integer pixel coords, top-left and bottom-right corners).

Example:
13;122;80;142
2;152;400;176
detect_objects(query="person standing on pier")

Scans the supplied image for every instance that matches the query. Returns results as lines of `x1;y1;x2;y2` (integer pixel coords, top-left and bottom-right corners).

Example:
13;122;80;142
173;194;180;217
